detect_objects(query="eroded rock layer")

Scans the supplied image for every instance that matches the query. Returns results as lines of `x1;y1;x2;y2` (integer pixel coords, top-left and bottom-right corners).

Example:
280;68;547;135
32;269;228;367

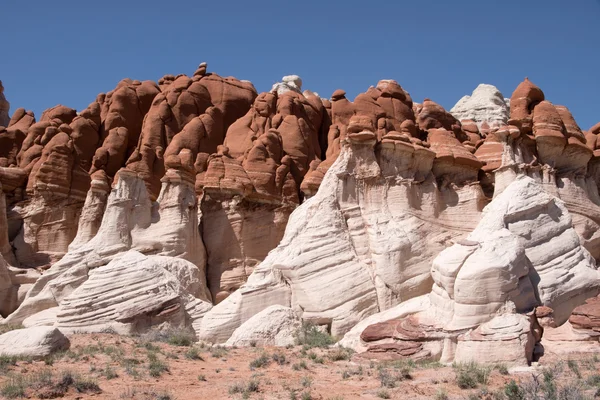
1;72;600;365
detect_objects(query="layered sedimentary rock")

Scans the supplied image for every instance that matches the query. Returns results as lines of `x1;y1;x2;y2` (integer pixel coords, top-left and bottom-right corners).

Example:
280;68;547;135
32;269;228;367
300;80;421;196
339;176;600;365
450;84;510;129
198;126;486;343
202;77;329;303
4;168;211;331
2;71;600;366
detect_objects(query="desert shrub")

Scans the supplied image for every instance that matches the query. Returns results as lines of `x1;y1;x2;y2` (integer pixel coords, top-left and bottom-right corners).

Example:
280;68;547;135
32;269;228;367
185;347;204;361
294;322;335;349
378;366;411;388
249;353;271;369
496;364;509;375
148;353;169;377
504;379;525;400
210;346;228;358
567;359;581;379
376;388;391;399
1;376;25;398
101;364;118;380
301;391;312;400
453;362;491;389
292;361;308;371
328;346;354;361
229;379;259;397
272;352;286;365
301;375;313;388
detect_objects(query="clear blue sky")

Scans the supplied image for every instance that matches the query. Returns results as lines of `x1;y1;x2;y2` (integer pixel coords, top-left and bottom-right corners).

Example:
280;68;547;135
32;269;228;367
2;0;599;129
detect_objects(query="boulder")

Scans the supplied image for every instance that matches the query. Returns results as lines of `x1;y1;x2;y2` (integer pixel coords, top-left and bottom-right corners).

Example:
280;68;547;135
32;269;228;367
225;305;302;347
0;327;69;359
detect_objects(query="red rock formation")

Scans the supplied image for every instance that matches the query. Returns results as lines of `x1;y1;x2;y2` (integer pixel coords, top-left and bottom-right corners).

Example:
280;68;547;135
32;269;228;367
509;77;545;134
127;64;257;197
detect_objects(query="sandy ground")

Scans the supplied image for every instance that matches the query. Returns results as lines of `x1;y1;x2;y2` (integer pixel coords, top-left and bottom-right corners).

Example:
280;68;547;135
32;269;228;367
0;333;599;399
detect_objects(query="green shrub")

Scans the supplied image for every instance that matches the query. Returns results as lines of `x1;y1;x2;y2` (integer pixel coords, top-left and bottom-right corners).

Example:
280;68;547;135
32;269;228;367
328;347;354;361
1;376;25;398
249;353;271;369
185;347;204;361
272;352;286;365
453;362;491;389
504;379;525;400
294;322;335;349
148;354;169;377
376;388;391;399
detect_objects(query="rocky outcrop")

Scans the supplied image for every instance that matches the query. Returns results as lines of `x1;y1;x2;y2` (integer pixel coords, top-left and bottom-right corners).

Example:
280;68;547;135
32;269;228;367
450;84;510;129
198;126;486;344
339;175;600;365
4;168;211;330
2;71;600;365
56;250;211;334
225;305;302;347
301;80;421;196
0;327;70;359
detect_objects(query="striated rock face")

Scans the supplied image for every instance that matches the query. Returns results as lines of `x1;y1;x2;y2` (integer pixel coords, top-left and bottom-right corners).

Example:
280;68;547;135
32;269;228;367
450;84;510;129
339;176;600;365
4;168;211;330
198;129;486;344
56;250;212;333
2;71;600;366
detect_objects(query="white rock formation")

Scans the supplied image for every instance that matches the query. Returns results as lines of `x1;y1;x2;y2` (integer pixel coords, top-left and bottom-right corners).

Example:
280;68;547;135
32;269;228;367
450;84;509;129
198;132;486;344
225;305;302;347
454;311;536;366
271;75;303;95
0;327;70;358
4;168;212;332
57;250;211;334
339;175;600;365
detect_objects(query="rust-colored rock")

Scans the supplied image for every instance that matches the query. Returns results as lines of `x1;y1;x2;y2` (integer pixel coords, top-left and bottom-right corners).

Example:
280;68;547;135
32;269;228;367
509;78;545;134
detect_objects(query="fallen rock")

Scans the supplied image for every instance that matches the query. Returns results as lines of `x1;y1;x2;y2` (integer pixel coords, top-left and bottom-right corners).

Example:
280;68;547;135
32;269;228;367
225;305;301;347
0;326;70;358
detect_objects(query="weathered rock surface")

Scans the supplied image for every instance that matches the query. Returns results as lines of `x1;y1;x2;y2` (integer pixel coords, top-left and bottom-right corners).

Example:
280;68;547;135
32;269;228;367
198;128;486;344
450;84;510;129
57;250;212;334
225;305;302;347
2;72;600;363
4;168;211;330
0;327;70;358
340;175;600;365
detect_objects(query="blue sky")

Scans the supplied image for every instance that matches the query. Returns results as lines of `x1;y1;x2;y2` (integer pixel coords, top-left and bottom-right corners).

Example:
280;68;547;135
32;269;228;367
2;0;599;129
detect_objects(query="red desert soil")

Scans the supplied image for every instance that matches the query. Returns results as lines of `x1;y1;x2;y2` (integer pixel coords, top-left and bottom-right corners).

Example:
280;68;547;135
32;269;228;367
1;333;599;399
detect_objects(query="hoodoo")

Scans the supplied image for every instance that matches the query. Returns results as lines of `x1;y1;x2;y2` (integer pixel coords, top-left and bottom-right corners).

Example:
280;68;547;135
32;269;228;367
1;71;600;366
